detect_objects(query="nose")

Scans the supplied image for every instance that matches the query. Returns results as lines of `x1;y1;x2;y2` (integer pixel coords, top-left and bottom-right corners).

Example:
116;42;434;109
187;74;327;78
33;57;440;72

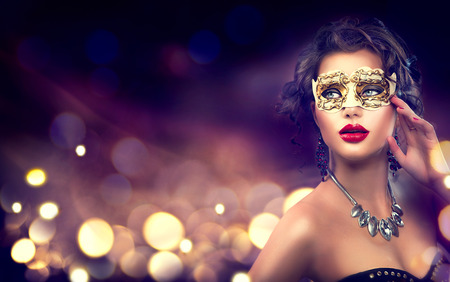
342;106;363;118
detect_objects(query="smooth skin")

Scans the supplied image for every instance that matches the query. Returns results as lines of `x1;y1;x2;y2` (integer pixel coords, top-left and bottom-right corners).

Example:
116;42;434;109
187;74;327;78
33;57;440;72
249;49;449;281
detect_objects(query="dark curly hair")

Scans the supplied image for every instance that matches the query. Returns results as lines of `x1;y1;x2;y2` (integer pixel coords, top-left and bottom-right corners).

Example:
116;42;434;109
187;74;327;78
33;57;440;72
277;17;423;141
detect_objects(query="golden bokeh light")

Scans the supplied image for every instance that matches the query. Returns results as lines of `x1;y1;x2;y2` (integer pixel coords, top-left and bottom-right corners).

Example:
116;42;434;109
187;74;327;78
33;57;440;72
229;228;253;263
179;238;193;253
143;212;185;251
248;212;279;249
108;226;135;262
70;267;89;282
193;264;217;282
205;188;239;219
76;145;86;157
26;168;47;187
29;218;56;244
245;182;285;216
78;218;114;258
232;272;251;282
28;260;48;270
39;202;59;220
264;197;284;217
12;202;22;213
148;251;183;281
430;141;450;174
11;238;36;263
283;187;314;214
215;203;225;215
444;175;450;189
127;204;162;233
47;251;63;269
438;205;450;241
119;249;148;278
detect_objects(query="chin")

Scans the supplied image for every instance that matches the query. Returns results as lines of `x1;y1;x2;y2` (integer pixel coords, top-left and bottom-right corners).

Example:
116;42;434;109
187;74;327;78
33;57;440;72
333;145;387;163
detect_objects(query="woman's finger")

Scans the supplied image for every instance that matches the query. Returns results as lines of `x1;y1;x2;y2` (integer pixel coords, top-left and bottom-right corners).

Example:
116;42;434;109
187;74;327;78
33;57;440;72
397;107;437;141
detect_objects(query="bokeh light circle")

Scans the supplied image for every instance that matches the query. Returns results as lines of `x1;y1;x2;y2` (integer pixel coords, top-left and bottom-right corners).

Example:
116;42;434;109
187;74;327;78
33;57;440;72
193;264;217;282
119;249;148;278
215;203;225;215
12;202;22;213
248;212;279;249
161;44;191;76
148;251;183;281
86;257;116;280
444;175;450;189
283;188;314;214
26;168;47;187
111;138;150;177
227;226;253;263
179;239;193;253
29;218;56;244
245;182;284;216
76;145;86;157
70;267;89;282
232;272;251;282
108;225;135;261
50;112;86;149
39;202;59;220
78;218;114;258
431;141;450;174
143;212;185;251
188;30;221;64
438;205;450;241
85;29;119;64
11;238;36;263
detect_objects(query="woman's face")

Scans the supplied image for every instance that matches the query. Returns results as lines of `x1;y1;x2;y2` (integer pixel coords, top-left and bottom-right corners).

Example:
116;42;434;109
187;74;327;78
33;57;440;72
313;49;396;162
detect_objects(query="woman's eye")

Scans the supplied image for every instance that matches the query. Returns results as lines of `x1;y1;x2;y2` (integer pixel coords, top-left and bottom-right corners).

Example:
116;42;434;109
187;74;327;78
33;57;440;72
361;85;384;97
321;89;342;99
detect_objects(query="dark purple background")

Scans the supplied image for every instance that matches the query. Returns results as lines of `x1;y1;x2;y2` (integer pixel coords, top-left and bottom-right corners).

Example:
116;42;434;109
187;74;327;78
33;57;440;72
1;1;449;281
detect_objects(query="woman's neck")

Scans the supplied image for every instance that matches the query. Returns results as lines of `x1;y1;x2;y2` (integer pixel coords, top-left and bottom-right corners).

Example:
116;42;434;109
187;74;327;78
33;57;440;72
328;151;391;206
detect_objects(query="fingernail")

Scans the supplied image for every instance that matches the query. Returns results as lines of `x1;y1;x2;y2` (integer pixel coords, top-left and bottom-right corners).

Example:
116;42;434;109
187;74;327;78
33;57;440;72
398;107;404;110
413;117;419;120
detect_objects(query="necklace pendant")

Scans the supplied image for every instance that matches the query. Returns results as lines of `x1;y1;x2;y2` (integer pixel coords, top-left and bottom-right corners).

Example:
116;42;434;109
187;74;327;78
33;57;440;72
387;217;399;237
358;210;370;227
392;211;404;227
367;216;378;237
392;203;403;216
351;204;363;217
379;219;392;241
326;169;404;241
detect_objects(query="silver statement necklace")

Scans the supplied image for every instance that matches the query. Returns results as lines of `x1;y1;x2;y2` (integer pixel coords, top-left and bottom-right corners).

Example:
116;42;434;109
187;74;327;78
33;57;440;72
326;169;404;241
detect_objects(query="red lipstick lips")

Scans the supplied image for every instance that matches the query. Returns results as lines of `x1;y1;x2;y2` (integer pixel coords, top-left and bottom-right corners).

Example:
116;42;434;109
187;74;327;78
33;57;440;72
339;124;369;143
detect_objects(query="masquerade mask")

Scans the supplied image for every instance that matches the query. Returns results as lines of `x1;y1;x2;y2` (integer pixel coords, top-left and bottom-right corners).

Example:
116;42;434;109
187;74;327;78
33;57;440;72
312;66;396;113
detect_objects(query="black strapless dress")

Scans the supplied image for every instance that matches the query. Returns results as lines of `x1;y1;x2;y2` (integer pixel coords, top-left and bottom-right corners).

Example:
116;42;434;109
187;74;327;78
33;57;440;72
338;253;449;281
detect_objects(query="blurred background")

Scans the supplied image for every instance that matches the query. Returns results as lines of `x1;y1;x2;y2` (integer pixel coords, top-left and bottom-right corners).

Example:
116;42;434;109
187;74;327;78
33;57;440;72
1;0;449;281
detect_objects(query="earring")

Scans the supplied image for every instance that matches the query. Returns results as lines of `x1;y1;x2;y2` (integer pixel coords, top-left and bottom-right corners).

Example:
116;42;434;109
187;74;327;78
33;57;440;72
316;135;328;182
387;134;402;176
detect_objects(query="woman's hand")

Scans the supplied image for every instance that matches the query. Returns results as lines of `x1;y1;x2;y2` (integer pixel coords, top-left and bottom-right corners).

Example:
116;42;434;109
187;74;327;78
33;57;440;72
388;95;449;193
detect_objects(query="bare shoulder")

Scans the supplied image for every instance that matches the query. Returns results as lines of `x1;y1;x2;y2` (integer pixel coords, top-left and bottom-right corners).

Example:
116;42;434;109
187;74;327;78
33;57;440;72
249;189;324;281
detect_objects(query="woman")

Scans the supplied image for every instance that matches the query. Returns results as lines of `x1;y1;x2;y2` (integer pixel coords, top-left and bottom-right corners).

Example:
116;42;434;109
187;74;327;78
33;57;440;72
249;18;450;281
